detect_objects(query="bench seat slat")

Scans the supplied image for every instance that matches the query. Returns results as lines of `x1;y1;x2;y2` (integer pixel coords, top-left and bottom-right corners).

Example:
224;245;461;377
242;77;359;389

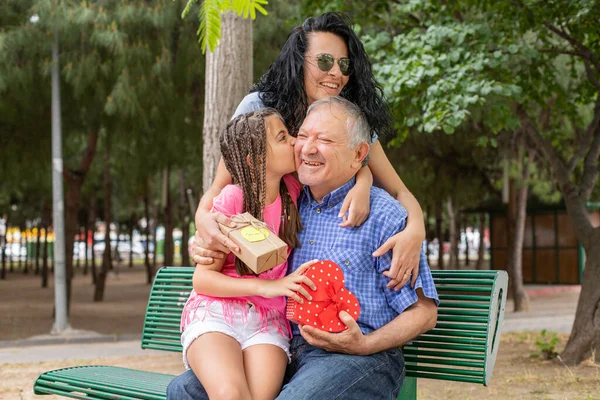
405;355;484;369
406;371;483;384
437;309;489;317
437;315;489;324
408;365;483;378
436;286;491;293
438;294;491;301
34;366;174;400
432;279;495;285
412;337;487;348
425;328;487;338
403;349;485;360
433;323;487;332
438;302;490;310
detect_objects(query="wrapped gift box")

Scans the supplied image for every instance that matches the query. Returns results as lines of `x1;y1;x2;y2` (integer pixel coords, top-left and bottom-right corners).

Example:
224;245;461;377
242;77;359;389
286;260;360;332
218;212;288;274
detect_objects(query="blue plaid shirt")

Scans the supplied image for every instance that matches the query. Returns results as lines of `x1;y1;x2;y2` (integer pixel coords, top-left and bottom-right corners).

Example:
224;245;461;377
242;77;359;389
289;177;439;335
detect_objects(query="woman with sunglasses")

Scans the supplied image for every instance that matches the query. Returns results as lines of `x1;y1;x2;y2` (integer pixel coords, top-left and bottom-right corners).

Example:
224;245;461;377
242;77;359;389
193;12;425;291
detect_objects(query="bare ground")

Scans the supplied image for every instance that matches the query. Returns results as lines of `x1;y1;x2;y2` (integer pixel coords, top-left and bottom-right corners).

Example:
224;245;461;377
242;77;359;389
1;266;599;399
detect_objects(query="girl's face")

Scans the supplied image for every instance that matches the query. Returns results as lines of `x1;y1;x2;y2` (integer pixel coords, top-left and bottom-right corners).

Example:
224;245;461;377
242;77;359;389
265;115;296;178
303;32;350;105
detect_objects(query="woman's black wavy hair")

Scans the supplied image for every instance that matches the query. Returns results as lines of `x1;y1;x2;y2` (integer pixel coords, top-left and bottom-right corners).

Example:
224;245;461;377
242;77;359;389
251;12;394;139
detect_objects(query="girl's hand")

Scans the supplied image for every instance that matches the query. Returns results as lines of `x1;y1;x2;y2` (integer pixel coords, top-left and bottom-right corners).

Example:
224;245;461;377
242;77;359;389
339;183;371;228
373;231;422;290
192;212;240;265
258;259;319;303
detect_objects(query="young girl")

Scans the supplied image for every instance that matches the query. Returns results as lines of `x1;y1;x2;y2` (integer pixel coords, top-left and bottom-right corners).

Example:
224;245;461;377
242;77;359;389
180;109;317;400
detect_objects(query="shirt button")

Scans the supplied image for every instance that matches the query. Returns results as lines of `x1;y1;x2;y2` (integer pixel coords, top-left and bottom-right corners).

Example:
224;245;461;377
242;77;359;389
316;208;321;214
344;260;350;266
310;240;315;245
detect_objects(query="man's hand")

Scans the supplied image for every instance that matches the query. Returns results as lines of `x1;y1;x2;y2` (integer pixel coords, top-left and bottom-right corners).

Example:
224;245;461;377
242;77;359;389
299;311;370;356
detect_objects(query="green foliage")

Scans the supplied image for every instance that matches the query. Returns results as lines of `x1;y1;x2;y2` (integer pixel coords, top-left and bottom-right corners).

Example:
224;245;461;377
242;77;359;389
181;0;269;53
530;329;560;360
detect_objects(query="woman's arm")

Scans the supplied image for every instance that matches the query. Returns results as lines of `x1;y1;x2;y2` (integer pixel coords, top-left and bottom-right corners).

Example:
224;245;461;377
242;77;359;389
338;165;373;228
368;140;426;289
192;159;239;264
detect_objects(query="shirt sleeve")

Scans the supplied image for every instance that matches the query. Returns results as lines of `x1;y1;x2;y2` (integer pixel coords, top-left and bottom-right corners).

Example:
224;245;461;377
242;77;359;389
232;92;265;119
370;131;379;144
374;199;439;315
211;185;244;217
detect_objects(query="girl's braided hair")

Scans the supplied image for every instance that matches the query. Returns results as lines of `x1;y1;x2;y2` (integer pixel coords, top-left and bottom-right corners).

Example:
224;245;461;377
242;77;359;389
220;108;302;276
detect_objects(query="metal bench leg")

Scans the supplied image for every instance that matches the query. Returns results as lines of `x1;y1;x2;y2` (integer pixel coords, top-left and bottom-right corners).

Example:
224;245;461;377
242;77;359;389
398;376;417;400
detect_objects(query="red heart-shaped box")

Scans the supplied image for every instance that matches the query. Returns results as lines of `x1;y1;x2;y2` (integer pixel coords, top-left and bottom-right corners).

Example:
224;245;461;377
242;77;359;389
286;260;360;332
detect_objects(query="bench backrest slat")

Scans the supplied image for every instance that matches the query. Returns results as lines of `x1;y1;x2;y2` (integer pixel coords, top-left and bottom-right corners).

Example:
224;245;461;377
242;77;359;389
141;267;507;386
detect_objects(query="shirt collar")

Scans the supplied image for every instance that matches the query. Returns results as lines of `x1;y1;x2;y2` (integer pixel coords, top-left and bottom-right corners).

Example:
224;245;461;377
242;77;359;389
302;176;357;209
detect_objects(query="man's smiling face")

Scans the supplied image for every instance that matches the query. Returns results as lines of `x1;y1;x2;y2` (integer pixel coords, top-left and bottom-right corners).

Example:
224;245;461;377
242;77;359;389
295;103;363;202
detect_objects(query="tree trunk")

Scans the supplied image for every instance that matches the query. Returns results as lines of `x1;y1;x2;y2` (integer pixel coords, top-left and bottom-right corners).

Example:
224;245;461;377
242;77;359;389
94;135;112;302
561;232;600;364
0;228;6;280
506;154;531;312
84;211;89;276
129;214;134;268
152;194;158;268
179;169;190;267
8;222;13;273
63;129;98;311
435;199;444;270
88;195;97;284
76;226;81;270
114;223;120;268
476;213;486;270
18;229;23;272
144;183;154;284
202;12;253;192
447;198;459;269
163;168;174;267
35;219;42;275
41;213;50;288
464;216;469;267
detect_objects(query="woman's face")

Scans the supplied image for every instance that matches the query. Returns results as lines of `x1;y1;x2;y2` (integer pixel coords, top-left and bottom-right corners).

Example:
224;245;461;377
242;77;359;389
303;32;350;105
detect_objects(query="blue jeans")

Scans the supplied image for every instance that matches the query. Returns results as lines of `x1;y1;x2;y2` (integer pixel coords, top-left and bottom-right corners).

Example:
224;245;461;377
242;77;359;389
166;336;406;399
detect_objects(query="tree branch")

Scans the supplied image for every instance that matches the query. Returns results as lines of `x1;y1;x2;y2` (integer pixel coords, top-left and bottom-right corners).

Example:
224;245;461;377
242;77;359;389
543;22;600;76
512;103;571;188
538;95;557;131
540;48;586;58
78;129;99;174
583;58;600;91
567;97;600;172
63;129;99;182
580;124;600;199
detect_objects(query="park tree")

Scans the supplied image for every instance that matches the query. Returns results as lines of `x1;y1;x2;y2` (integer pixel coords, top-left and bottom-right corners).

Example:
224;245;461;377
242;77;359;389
316;0;600;364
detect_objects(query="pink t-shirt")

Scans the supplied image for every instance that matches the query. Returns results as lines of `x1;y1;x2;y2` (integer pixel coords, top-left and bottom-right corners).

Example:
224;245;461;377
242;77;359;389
180;174;302;334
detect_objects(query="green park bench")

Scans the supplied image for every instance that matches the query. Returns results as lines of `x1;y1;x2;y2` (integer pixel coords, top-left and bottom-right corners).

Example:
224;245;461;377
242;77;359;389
34;266;508;399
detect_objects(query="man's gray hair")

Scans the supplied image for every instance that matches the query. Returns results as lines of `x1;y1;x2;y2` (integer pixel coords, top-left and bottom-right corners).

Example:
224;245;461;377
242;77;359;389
306;96;371;149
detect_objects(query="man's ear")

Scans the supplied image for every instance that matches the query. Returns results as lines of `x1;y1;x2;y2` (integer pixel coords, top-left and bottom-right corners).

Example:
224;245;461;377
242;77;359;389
352;142;370;168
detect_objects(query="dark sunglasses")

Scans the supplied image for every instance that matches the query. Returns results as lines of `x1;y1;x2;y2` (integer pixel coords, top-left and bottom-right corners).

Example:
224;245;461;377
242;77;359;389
315;53;351;76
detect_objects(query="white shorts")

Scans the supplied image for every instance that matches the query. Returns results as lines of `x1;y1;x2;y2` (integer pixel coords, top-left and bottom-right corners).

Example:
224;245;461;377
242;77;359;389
181;301;291;370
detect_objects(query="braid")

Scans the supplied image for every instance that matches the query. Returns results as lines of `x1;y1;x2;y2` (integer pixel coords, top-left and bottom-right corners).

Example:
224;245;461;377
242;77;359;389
220;109;272;276
278;179;302;249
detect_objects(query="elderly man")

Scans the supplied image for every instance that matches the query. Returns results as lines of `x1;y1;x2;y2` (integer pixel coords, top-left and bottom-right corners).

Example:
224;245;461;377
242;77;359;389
167;97;438;399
